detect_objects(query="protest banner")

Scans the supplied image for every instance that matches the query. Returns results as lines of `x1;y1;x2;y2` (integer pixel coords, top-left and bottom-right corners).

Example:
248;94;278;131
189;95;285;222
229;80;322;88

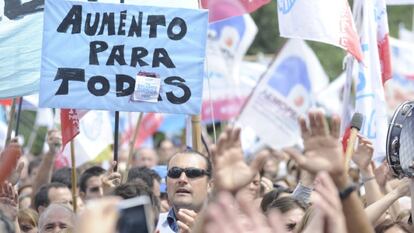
0;0;43;98
0;0;198;99
202;15;258;122
237;39;329;149
277;0;363;61
40;0;208;115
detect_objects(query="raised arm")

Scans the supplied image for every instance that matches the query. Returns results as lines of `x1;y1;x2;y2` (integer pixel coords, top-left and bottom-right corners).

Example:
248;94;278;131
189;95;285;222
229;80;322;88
352;136;383;205
364;178;409;224
31;129;61;207
285;110;374;233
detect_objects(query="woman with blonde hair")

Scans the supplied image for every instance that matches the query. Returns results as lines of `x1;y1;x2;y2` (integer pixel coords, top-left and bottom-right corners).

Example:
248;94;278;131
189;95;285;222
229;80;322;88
17;208;38;233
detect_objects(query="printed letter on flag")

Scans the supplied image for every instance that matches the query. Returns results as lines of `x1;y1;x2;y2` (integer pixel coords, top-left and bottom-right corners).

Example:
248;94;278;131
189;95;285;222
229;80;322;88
277;0;363;61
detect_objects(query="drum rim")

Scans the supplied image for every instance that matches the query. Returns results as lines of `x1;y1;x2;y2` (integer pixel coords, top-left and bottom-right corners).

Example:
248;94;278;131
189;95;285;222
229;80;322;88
386;100;414;178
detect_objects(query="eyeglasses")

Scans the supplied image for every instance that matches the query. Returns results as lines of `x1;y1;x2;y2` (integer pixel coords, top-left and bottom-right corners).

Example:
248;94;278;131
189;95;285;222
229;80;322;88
167;167;210;179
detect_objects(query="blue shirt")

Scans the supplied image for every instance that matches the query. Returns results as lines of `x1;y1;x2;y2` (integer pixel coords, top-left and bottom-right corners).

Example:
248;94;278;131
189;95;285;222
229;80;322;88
156;208;178;233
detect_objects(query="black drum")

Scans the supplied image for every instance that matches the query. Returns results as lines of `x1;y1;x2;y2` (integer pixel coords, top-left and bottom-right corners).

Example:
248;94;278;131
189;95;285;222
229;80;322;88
386;101;414;178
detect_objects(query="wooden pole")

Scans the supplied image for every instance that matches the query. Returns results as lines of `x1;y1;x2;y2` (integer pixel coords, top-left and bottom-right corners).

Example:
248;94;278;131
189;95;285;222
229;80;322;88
70;141;77;213
191;115;202;153
14;97;23;137
5;98;17;145
114;111;120;172
124;113;143;183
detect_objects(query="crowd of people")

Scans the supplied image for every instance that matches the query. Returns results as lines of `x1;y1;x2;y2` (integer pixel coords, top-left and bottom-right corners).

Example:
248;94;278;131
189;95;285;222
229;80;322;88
0;110;413;233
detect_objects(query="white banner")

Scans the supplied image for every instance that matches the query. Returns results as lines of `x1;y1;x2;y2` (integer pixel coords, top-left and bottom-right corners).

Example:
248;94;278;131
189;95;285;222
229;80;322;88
237;39;329;149
277;0;362;61
202;15;258;121
63;110;113;166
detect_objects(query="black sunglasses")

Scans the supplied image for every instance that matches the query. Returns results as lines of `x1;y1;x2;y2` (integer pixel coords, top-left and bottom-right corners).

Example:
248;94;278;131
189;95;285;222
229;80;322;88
167;167;210;179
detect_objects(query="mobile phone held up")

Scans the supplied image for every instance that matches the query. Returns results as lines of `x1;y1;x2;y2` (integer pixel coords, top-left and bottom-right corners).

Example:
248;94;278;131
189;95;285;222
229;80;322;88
116;196;155;233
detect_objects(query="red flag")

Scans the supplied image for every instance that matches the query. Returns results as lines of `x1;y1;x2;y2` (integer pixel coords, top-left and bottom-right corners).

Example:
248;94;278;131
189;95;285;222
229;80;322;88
121;113;163;149
60;109;80;150
202;0;270;22
376;0;392;84
134;113;163;148
0;99;12;106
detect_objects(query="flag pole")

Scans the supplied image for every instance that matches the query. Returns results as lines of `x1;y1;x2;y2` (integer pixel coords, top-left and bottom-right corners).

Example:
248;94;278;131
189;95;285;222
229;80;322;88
5;98;17;145
124;113;143;183
340;56;354;135
14;97;23;137
70;140;77;213
113;0;125;173
114;111;120;172
191;115;202;153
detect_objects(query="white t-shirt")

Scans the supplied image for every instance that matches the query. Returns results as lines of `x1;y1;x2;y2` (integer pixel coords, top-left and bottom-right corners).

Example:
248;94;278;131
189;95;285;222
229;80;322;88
156;212;176;233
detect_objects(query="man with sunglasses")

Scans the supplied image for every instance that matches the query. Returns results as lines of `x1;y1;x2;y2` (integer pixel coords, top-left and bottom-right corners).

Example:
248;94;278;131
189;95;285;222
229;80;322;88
157;150;212;233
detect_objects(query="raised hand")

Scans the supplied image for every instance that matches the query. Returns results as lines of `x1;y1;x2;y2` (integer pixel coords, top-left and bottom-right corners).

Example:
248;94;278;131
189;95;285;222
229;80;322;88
303;172;347;233
393;178;410;198
211;127;267;192
374;161;391;188
0;181;18;221
47;129;62;155
204;192;287;233
177;209;198;233
76;197;120;233
285;111;344;178
102;161;122;194
7;161;24;186
352;136;374;173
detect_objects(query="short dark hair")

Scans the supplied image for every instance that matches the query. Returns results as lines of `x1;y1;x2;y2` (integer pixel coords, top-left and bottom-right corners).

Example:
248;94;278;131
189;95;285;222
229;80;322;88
112;181;160;227
34;182;68;211
28;158;41;176
79;166;105;193
167;149;212;179
52;167;79;189
127;167;154;188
